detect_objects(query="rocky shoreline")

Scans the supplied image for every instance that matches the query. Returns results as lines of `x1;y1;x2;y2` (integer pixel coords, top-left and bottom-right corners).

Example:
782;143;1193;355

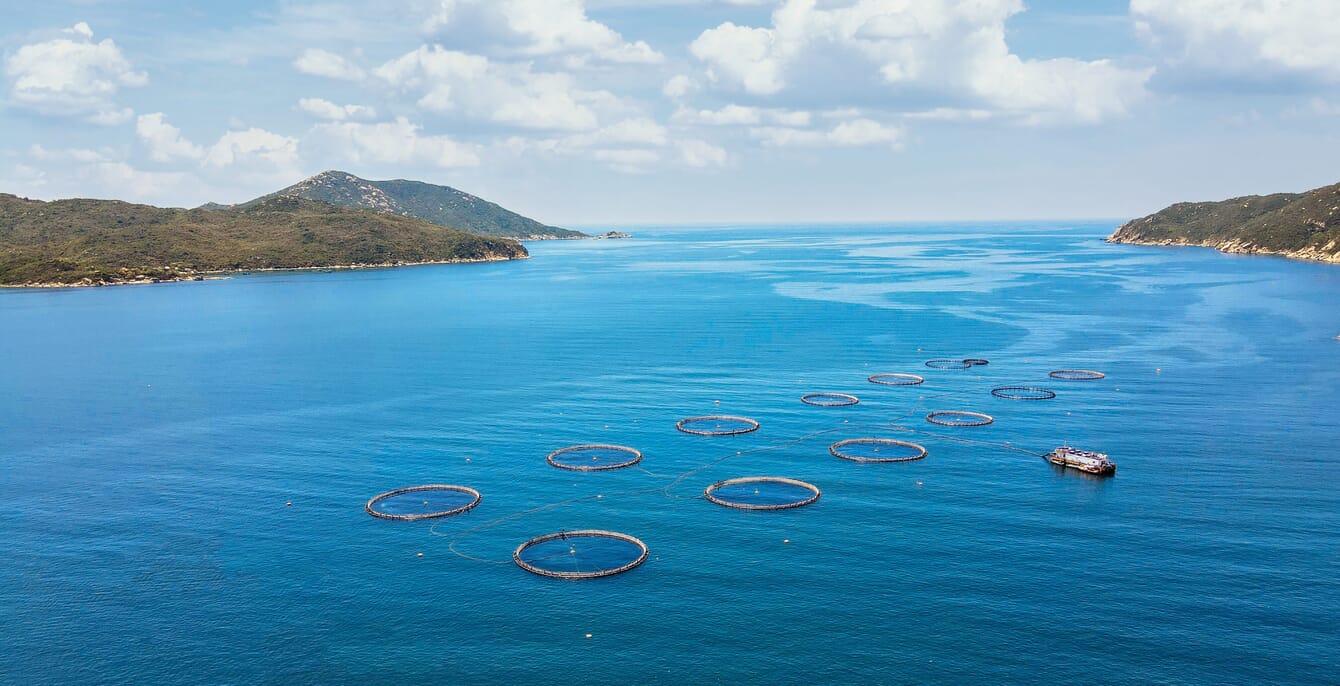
1105;232;1340;265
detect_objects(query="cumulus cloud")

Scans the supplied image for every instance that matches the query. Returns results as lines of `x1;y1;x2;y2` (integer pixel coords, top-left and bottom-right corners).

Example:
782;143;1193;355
296;97;376;121
203;128;300;170
663;74;696;99
678;139;729;168
422;0;663;64
376;45;626;131
293;48;366;81
136;113;205;161
688;0;1151;124
1133;0;1340;81
673;104;812;127
4;23;147;122
308;116;480;168
750;118;902;147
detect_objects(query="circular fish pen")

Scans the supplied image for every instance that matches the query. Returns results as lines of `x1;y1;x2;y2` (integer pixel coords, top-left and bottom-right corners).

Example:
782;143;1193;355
963;358;990;367
829;438;927;463
365;484;481;521
513;530;648;579
676;415;760;436
925;359;972;370
925;410;995;427
546;444;643;471
868;372;924;386
704;476;821;510
800;392;859;407
990;386;1057;401
1049;369;1106;381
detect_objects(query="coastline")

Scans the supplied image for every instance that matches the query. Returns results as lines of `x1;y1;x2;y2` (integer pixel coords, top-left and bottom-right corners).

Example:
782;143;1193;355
1105;234;1340;265
0;253;529;290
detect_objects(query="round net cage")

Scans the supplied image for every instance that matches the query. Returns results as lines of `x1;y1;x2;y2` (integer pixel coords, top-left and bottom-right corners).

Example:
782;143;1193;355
925;359;972;370
676;415;760;436
546;444;643;471
925;410;995;427
704;476;821;510
1049;369;1106;381
513;530;648;579
800;392;860;407
868;372;925;386
963;358;990;367
829;438;927;463
366;484;481;521
990;386;1057;401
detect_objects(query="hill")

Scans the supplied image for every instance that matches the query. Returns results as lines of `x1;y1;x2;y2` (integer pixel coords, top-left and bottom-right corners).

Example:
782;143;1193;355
245;170;585;240
0;194;527;287
1107;182;1340;263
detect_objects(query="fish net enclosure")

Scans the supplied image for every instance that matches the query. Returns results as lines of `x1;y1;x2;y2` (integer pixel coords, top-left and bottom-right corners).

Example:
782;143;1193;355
704;476;821;510
868;373;925;386
925;359;972;370
990;386;1057;400
546;444;643;471
963;358;990;366
1049;369;1106;381
800;392;859;407
513;530;648;579
829;438;927;463
925;410;995;427
365;484;481;521
676;415;760;436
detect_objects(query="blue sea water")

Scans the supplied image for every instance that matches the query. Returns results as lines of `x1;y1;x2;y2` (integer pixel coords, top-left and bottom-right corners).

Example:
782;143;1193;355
2;223;1339;684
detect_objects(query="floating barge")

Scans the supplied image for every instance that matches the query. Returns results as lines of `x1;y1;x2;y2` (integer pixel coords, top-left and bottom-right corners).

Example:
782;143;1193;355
1047;446;1116;475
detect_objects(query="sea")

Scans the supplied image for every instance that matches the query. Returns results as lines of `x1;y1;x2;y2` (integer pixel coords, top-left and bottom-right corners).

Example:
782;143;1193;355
3;223;1338;684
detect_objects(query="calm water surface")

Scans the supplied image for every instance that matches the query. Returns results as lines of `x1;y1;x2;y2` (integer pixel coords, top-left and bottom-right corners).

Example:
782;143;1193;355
3;223;1338;684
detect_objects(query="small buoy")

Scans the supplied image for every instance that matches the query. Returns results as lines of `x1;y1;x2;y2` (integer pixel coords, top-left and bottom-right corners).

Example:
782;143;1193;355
714;400;720;405
783;539;790;544
285;501;292;507
417;552;424;558
1156;368;1162;373
466;457;471;462
585;633;593;639
596;494;603;498
916;481;923;487
569;548;576;554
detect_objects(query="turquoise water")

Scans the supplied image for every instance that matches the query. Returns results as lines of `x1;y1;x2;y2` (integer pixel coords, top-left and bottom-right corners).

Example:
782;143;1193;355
3;223;1338;684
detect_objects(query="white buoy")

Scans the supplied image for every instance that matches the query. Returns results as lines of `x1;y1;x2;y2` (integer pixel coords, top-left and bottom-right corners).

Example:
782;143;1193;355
417;552;424;558
585;633;593;639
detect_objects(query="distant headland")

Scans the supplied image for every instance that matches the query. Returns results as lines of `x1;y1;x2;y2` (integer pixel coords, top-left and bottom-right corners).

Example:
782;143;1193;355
1107;181;1340;264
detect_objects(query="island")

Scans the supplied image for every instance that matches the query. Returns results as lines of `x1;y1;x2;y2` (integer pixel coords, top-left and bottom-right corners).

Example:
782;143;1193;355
1107;181;1340;263
232;170;587;241
0;194;527;287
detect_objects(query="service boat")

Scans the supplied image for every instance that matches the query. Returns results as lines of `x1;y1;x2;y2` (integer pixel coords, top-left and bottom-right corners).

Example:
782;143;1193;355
1046;446;1116;475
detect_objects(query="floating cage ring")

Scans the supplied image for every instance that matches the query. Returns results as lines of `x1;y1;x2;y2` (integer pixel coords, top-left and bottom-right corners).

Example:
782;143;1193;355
963;358;990;367
868;372;925;386
925;359;972;370
990;386;1057;401
925;410;996;427
365;484;481;521
513;529;649;580
829;438;928;463
675;415;760;436
704;476;822;510
800;392;860;407
546;444;643;471
1049;369;1106;381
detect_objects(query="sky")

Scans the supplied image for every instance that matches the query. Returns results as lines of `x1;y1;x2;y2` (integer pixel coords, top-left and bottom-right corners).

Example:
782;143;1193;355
2;0;1338;225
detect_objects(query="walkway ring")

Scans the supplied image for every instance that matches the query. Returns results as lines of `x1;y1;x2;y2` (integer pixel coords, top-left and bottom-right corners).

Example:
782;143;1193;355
676;415;760;436
513;529;648;579
830;438;927;463
990;386;1057;400
1049;369;1106;381
707;476;820;509
925;359;972;370
868;373;924;386
926;410;995;427
365;484;481;521
546;444;643;471
800;392;859;407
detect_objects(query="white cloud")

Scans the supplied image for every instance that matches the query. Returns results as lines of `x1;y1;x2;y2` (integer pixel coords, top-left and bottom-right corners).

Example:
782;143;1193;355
1133;0;1340;81
678;139;729;167
28;144;108;163
674;104;813;127
296;97;377;121
687;0;1151;124
293;48;366;81
204;128;300;170
750;118;902;147
136;113;206;162
376;45;626;131
309;116;480;168
4;23;147;122
904;107;993;122
423;0;663;64
663;74;696;98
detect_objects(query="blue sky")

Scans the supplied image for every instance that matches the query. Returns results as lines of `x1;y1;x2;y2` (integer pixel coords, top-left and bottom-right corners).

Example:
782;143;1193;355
2;0;1338;224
